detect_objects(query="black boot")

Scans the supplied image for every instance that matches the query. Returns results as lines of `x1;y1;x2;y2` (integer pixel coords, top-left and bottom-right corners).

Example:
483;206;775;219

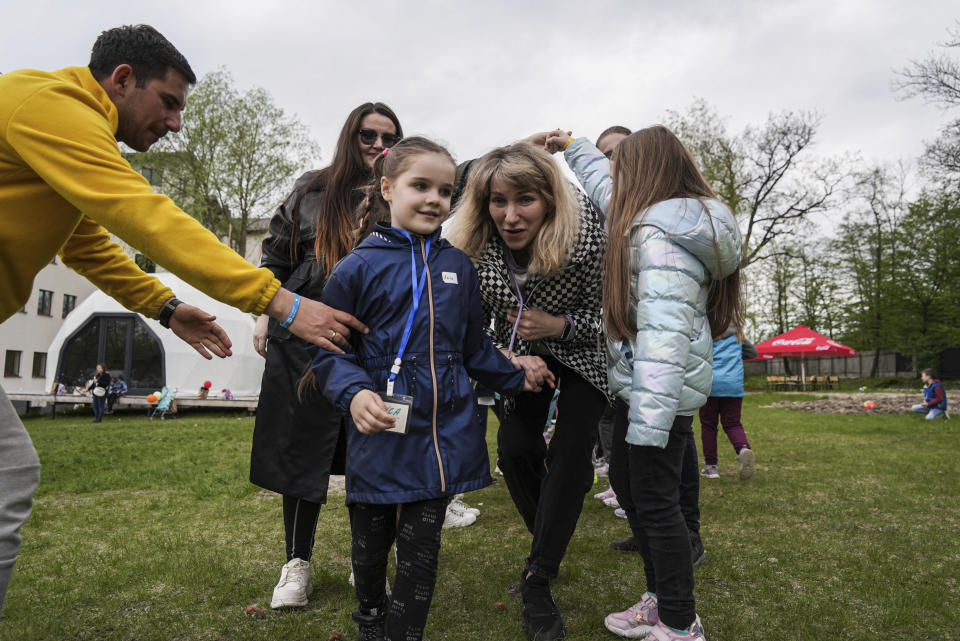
609;535;640;553
352;605;386;641
520;571;565;641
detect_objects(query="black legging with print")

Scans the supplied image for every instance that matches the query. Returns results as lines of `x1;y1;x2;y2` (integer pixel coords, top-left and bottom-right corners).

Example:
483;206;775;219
349;497;450;641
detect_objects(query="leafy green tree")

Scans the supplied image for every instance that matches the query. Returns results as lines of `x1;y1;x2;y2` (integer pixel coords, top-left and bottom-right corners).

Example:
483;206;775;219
889;191;960;370
832;164;907;376
129;69;319;257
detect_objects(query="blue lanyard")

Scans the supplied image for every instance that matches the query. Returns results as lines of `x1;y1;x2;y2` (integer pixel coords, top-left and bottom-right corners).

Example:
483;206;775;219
387;229;431;395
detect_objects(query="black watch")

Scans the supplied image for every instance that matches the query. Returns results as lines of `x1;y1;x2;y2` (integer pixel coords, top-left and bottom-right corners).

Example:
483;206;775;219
559;316;574;341
158;298;183;328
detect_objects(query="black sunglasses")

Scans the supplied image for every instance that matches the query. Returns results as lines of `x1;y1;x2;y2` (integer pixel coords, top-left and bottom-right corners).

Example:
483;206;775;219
358;128;401;147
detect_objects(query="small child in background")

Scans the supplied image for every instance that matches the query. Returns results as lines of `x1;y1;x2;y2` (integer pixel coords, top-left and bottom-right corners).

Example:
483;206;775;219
311;137;537;641
699;326;757;480
911;368;948;420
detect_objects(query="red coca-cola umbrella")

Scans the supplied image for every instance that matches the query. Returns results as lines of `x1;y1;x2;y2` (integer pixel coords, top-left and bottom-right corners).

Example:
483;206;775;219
754;325;857;390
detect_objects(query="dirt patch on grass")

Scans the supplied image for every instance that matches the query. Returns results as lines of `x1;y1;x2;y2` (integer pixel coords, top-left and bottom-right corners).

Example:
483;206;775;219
764;394;916;414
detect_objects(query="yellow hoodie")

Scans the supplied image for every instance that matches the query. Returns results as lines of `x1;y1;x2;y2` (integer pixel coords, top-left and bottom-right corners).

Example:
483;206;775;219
0;66;280;323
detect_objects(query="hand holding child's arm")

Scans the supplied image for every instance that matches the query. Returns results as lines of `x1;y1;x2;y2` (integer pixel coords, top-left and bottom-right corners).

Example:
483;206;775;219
501;349;556;391
350;389;396;435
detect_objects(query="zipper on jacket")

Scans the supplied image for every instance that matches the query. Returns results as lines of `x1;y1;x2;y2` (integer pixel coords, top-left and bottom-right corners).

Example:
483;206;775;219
423;238;445;492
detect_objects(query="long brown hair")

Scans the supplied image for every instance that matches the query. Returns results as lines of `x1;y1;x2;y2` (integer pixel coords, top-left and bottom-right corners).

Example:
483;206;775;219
446;143;578;278
604;125;744;341
283;103;403;276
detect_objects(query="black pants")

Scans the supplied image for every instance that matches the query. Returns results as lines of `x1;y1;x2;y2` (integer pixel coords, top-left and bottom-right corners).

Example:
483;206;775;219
495;357;606;579
350;498;449;641
608;400;701;545
612;404;697;629
283;495;321;562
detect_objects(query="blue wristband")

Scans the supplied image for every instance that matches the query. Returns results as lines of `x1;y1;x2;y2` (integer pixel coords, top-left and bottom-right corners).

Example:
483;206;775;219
279;294;301;329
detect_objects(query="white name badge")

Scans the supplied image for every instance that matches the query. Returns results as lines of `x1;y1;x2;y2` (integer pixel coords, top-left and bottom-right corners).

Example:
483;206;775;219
378;392;413;435
442;271;458;284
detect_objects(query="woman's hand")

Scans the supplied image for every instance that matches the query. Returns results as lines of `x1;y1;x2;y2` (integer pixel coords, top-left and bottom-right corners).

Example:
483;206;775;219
252;315;269;358
502;350;556;392
168;303;233;359
545;132;574;154
524;129;570;150
506;307;566;341
266;288;369;354
350;390;396;435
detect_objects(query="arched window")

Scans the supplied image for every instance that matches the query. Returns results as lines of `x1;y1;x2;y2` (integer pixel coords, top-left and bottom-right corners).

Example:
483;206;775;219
57;314;164;394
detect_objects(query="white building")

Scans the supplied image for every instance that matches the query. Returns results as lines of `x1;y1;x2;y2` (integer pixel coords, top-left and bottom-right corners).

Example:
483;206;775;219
1;258;96;394
46;273;264;397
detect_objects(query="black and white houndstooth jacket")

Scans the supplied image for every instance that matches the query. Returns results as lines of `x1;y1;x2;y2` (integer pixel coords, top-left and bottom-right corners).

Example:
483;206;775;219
474;189;609;397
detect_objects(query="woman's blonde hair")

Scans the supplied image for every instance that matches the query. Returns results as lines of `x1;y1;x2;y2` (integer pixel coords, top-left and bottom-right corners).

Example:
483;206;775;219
446;143;579;277
604;125;744;341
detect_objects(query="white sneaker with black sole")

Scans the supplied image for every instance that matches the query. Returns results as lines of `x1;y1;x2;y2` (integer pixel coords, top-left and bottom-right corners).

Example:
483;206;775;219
271;558;311;609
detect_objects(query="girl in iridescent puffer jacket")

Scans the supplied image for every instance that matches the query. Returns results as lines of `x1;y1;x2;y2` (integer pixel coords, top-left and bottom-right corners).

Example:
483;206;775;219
599;125;745;641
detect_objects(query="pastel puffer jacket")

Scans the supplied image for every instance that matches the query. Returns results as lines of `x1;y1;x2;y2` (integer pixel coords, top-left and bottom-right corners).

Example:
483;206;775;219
607;198;742;448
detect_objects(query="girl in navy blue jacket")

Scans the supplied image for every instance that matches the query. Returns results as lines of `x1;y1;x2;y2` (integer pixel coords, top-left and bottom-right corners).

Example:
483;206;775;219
311;137;533;641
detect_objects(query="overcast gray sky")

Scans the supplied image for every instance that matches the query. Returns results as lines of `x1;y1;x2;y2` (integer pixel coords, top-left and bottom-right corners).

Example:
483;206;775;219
3;0;956;185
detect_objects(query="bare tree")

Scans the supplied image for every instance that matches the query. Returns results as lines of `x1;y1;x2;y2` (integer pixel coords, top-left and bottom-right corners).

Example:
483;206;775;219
894;21;960;180
666;99;846;266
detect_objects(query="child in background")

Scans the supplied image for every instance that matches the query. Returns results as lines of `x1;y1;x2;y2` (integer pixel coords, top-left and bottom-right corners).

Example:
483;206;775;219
911;368;949;420
105;376;127;414
311;137;537;641
699;326;757;480
598;126;743;640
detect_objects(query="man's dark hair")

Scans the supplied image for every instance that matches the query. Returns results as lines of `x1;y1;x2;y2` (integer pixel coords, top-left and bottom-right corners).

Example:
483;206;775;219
922;368;937;379
597;125;632;146
89;24;196;86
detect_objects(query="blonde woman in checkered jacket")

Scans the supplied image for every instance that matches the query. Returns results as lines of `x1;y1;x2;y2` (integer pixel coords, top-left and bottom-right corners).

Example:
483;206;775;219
446;142;607;641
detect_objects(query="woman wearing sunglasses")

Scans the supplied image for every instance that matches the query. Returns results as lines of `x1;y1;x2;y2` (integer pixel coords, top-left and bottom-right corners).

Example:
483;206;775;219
250;103;402;610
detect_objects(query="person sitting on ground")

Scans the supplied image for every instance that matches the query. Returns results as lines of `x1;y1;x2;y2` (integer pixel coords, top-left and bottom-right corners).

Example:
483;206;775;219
911;368;948;420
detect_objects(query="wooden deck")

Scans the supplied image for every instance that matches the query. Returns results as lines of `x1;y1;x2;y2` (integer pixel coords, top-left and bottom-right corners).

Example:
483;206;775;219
7;393;259;414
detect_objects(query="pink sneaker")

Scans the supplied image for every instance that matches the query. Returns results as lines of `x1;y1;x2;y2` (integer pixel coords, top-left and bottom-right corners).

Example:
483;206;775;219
594;487;616;501
603;495;621;508
647;615;705;640
604;592;659;638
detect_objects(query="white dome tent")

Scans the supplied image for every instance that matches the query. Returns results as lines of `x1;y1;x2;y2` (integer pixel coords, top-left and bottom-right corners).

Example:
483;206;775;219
46;273;264;399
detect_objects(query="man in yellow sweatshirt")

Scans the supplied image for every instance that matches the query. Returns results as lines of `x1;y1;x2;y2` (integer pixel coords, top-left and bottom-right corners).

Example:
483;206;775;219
0;24;366;615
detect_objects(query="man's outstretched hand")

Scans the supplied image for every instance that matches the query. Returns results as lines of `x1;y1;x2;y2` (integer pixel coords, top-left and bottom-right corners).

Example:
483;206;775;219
168;303;233;359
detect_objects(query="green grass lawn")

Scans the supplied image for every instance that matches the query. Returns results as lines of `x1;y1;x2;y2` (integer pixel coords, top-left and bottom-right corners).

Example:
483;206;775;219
3;395;958;640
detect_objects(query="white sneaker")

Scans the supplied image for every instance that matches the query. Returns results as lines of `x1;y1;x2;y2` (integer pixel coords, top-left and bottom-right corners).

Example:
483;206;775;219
451;494;480;517
442;501;477;528
738;448;755;480
270;558;311;609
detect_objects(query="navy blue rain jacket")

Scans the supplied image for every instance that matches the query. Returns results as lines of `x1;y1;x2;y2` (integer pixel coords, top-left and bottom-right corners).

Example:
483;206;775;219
313;224;526;504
